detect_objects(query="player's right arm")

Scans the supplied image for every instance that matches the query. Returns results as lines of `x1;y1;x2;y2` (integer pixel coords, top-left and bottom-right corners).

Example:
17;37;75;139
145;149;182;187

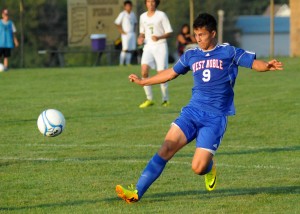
137;33;145;45
115;24;126;35
129;68;179;86
252;59;283;72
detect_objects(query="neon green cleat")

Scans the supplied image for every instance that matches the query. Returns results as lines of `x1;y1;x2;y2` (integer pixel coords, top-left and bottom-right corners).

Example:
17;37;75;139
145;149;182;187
139;100;154;108
161;101;170;107
116;184;139;203
205;162;217;191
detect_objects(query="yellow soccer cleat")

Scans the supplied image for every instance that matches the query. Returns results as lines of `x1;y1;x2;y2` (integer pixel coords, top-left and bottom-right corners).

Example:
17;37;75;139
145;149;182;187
205;162;217;191
139;100;154;108
116;184;139;203
161;101;170;107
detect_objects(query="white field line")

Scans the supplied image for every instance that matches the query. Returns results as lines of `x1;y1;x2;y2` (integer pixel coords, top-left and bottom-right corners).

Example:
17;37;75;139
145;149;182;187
0;157;292;171
0;143;293;151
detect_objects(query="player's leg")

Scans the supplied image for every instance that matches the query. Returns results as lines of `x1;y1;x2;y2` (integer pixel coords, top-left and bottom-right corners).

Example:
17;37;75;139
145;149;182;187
154;43;169;105
116;106;197;203
192;113;228;191
139;47;155;108
120;34;129;65
116;124;188;203
3;48;10;70
125;32;136;65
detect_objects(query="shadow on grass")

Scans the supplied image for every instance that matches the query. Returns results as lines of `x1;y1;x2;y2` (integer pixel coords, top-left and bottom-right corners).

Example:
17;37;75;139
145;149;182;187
144;185;300;201
0;198;108;211
174;145;300;158
218;145;300;156
1;186;298;211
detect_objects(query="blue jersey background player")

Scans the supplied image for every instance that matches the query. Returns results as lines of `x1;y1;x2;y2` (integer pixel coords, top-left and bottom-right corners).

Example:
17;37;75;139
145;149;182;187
116;13;283;203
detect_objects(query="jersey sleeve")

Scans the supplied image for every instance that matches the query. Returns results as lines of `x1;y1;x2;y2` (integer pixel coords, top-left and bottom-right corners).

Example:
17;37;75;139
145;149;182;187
12;22;16;33
161;12;173;34
133;12;137;24
173;53;190;75
233;47;256;68
114;12;124;25
139;14;145;34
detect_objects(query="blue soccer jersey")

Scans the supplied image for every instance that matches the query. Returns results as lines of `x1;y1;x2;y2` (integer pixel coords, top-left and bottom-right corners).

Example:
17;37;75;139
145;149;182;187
0;20;14;48
173;44;256;116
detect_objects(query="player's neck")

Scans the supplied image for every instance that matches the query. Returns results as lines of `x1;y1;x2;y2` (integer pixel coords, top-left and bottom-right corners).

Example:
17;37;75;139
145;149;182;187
203;41;218;51
147;10;156;17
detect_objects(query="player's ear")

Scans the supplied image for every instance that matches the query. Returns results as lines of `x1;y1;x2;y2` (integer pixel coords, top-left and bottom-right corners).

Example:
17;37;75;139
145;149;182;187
211;30;217;38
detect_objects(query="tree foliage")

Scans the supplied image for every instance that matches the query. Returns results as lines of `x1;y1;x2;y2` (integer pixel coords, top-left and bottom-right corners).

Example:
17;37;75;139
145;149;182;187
1;0;289;68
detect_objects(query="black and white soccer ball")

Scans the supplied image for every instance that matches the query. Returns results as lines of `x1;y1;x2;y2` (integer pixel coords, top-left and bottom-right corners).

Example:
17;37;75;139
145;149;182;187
37;109;65;137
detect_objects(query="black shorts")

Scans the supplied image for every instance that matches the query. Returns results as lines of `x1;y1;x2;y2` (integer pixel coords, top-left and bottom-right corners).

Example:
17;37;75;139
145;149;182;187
0;48;11;57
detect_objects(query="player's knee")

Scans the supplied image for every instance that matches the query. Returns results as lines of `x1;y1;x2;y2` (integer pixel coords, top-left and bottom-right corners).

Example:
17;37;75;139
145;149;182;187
158;141;178;160
191;162;207;175
141;71;149;78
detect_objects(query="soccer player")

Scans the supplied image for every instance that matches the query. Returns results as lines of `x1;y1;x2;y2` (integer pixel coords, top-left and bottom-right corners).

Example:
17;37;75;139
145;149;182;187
0;9;19;71
114;1;137;66
116;13;283;203
137;0;173;108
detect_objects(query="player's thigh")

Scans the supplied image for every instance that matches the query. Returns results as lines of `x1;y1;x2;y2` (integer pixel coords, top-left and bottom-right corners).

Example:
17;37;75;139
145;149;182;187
153;43;168;71
141;46;155;69
158;123;188;160
121;34;129;51
196;114;228;155
127;33;136;51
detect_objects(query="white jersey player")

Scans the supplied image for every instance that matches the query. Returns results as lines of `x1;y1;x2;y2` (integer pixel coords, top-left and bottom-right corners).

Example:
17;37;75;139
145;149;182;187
114;1;137;65
137;0;173;108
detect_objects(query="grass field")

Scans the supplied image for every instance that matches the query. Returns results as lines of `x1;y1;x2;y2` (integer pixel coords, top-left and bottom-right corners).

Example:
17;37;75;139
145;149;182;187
0;57;299;213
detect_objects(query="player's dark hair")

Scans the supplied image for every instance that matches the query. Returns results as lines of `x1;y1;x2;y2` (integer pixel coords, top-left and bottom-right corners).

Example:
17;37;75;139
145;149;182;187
124;0;132;6
193;13;217;33
144;0;160;7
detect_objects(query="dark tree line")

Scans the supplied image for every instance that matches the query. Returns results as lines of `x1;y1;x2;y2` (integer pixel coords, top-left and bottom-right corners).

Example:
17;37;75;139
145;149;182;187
1;0;288;68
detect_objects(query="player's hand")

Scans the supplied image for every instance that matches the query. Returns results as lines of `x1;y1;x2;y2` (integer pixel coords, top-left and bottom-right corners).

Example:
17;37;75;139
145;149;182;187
137;36;144;45
128;74;142;84
151;35;159;41
267;59;283;71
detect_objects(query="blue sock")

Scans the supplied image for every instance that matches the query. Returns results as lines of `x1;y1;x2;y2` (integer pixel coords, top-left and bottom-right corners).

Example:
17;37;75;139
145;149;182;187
202;160;213;175
136;153;167;199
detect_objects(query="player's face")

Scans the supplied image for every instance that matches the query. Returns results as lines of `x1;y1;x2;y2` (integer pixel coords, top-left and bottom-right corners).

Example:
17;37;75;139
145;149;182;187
124;4;132;13
146;0;156;11
194;27;216;50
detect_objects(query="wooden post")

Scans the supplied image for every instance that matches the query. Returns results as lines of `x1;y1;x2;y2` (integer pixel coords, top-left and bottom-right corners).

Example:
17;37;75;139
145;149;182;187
19;0;24;68
270;0;274;59
189;0;194;31
218;10;224;44
290;0;300;56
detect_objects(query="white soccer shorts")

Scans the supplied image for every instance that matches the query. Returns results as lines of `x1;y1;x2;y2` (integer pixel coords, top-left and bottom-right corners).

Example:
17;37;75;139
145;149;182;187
121;32;136;51
141;42;168;71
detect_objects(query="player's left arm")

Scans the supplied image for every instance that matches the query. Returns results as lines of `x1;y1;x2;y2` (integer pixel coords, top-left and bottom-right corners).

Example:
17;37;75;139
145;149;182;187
129;68;179;86
152;32;172;41
252;59;283;72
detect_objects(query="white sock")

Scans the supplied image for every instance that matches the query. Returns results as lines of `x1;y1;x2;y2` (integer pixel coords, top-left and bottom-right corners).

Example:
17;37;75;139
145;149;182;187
160;82;169;101
142;78;153;100
125;52;132;65
120;51;126;65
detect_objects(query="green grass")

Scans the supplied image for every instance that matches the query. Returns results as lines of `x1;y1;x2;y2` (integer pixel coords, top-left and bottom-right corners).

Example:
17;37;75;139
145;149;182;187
0;57;299;213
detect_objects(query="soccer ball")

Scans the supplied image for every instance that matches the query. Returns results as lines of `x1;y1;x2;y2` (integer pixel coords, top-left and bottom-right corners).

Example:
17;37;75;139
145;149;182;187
37;109;65;137
0;63;4;72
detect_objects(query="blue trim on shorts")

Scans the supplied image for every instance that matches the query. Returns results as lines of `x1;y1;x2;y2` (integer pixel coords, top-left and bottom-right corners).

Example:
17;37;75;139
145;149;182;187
174;106;228;152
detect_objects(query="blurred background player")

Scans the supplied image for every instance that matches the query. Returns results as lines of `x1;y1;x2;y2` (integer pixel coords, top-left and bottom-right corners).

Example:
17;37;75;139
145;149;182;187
176;23;196;57
114;1;137;66
116;13;283;203
0;9;19;71
137;0;173;108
